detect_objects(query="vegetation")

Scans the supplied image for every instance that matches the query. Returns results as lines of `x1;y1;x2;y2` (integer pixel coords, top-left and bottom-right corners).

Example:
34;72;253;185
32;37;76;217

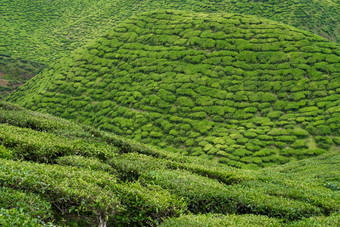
160;214;281;226
9;10;340;168
2;1;339;226
0;101;339;226
0;0;338;85
0;73;22;100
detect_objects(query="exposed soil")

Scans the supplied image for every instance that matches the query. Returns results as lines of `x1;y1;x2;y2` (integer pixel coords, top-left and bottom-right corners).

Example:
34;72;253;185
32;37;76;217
0;79;9;87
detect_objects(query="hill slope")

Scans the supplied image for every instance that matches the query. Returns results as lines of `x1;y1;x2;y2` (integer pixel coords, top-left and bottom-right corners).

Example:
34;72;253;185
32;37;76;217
0;0;338;80
0;101;339;226
8;10;340;168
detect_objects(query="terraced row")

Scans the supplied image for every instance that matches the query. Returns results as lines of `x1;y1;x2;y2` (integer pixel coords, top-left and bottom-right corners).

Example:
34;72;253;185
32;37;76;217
0;102;339;226
9;11;340;168
0;0;338;80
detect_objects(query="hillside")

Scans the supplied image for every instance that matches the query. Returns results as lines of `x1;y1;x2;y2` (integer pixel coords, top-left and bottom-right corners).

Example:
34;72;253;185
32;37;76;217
0;0;338;83
0;101;339;226
9;10;340;169
0;73;22;100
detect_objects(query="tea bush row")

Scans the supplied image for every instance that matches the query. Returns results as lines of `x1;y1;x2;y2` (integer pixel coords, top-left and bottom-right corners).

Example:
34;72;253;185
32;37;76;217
9;11;339;167
0;158;185;226
1;0;338;81
0;102;338;225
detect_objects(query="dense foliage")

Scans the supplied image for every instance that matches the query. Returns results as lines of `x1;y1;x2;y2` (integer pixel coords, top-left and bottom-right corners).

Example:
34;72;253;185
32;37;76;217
2;1;339;226
0;72;23;101
0;0;338;82
0;102;339;226
9;10;340;168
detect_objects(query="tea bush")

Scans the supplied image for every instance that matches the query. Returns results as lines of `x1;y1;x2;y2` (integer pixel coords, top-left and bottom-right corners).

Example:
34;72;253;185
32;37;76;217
0;208;52;227
0;187;53;222
160;214;281;227
9;10;338;166
0;102;339;225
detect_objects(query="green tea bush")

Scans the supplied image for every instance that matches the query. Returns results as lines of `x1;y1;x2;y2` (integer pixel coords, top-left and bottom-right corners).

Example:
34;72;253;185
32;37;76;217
0;158;120;225
287;213;340;227
0;157;186;226
0;145;13;159
0;103;339;225
112;181;186;226
0;187;53;222
141;169;322;220
56;155;116;173
0;124;118;162
292;128;310;138
0;208;51;227
160;214;281;227
7;10;340;167
315;136;334;150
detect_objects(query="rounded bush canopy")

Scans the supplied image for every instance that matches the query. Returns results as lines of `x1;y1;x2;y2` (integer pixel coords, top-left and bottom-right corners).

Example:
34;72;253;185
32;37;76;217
8;10;340;168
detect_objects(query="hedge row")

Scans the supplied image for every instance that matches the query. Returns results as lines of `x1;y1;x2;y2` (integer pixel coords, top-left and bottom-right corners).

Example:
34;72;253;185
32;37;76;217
0;124;118;162
0;208;52;227
0;158;185;226
1;0;338;81
0;187;53;222
160;214;281;227
9;10;339;167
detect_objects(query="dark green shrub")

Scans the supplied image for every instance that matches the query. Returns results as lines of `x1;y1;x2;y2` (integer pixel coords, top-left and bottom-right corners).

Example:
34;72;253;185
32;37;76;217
315;136;334;150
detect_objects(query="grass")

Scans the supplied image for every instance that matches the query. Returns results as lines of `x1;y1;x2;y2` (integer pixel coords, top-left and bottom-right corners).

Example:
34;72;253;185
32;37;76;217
8;10;339;168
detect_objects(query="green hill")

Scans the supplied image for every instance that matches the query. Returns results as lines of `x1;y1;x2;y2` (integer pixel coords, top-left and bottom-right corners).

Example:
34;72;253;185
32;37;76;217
0;101;339;226
8;10;340;168
0;0;338;81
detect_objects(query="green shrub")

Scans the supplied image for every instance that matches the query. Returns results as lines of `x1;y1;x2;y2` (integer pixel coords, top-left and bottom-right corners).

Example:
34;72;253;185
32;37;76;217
4;9;340;172
0;123;118;162
0;187;53;222
0;208;51;227
276;136;296;142
177;96;195;107
315;136;334;150
0;159;119;225
253;149;276;157
0;145;13;159
292;128;309;138
0;102;84;133
110;182;185;226
160;214;281;227
244;131;258;138
291;140;307;149
56;155;116;173
141;169;322;220
233;149;252;157
315;125;332;135
267;111;283;119
288;213;340;227
333;137;340;145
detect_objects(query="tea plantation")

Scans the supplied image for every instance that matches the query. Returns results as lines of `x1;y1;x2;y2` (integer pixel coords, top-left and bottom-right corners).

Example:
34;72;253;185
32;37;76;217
0;0;338;81
0;101;339;226
9;10;340;169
